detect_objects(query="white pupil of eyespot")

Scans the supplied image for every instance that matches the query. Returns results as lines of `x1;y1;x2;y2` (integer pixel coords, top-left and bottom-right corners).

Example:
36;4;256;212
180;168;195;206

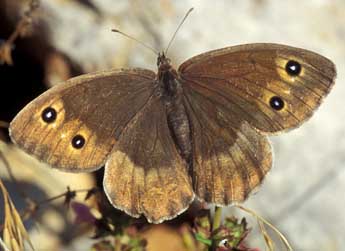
219;239;228;247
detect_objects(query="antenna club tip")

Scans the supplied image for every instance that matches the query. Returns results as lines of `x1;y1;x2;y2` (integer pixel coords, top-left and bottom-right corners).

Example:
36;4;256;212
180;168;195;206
111;29;119;32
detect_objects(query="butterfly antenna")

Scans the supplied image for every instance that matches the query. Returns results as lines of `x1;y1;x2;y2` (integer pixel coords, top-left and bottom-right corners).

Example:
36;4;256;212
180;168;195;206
112;29;159;56
165;7;194;55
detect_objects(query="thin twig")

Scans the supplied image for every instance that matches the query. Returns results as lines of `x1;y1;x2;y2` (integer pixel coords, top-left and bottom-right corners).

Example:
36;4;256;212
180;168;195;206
36;188;97;206
0;0;40;65
0;187;98;232
0;121;9;129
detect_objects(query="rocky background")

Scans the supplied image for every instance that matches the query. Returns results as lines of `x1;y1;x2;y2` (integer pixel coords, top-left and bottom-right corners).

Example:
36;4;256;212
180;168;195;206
1;0;344;250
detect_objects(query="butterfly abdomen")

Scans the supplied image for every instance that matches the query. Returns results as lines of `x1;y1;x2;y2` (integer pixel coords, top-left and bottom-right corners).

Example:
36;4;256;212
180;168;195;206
159;67;193;168
166;92;192;165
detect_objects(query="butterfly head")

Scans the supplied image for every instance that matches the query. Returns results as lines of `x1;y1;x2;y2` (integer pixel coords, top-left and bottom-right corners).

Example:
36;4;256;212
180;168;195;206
157;52;177;78
157;52;171;68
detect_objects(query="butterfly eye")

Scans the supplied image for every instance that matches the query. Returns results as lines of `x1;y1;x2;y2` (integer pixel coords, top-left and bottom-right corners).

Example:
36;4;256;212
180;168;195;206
71;135;85;149
269;96;284;110
285;60;301;76
218;238;229;248
41;107;57;123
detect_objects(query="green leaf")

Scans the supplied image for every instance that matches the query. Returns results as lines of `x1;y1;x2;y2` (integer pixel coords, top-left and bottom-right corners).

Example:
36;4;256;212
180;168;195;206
195;233;212;246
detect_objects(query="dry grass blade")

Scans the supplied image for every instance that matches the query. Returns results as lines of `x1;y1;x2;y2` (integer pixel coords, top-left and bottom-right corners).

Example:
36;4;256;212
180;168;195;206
234;205;293;251
258;219;274;251
0;178;35;251
0;235;10;251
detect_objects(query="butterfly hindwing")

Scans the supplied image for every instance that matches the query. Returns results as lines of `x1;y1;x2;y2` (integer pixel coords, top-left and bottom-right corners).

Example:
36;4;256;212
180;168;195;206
179;43;336;134
182;84;272;204
103;93;194;223
9;69;156;171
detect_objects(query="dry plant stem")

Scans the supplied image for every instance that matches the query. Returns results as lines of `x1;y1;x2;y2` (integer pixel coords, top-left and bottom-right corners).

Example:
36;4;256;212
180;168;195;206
0;177;34;251
0;150;25;199
235;205;293;251
114;239;121;251
0;121;9;129
212;206;222;231
181;224;196;251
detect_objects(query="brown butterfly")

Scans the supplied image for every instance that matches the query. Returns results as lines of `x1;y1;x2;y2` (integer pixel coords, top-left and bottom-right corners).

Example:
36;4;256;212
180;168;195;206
9;15;336;223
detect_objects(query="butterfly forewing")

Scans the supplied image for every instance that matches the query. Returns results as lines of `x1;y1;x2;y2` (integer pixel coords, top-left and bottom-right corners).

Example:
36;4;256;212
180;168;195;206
10;68;156;171
179;43;336;134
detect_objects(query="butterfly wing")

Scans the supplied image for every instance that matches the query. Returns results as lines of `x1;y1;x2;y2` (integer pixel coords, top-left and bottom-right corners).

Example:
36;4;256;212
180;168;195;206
182;84;272;204
103;93;194;223
10;68;156;171
179;43;336;134
178;43;335;205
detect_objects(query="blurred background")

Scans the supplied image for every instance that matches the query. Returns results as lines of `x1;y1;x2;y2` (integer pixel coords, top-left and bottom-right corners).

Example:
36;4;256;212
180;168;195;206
0;0;344;250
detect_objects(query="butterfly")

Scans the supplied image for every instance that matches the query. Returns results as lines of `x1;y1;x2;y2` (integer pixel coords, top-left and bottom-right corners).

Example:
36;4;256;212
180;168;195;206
9;15;336;223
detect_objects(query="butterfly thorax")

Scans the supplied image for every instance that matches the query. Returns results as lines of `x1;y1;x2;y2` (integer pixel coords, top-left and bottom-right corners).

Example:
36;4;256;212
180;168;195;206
157;53;178;97
157;53;193;169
